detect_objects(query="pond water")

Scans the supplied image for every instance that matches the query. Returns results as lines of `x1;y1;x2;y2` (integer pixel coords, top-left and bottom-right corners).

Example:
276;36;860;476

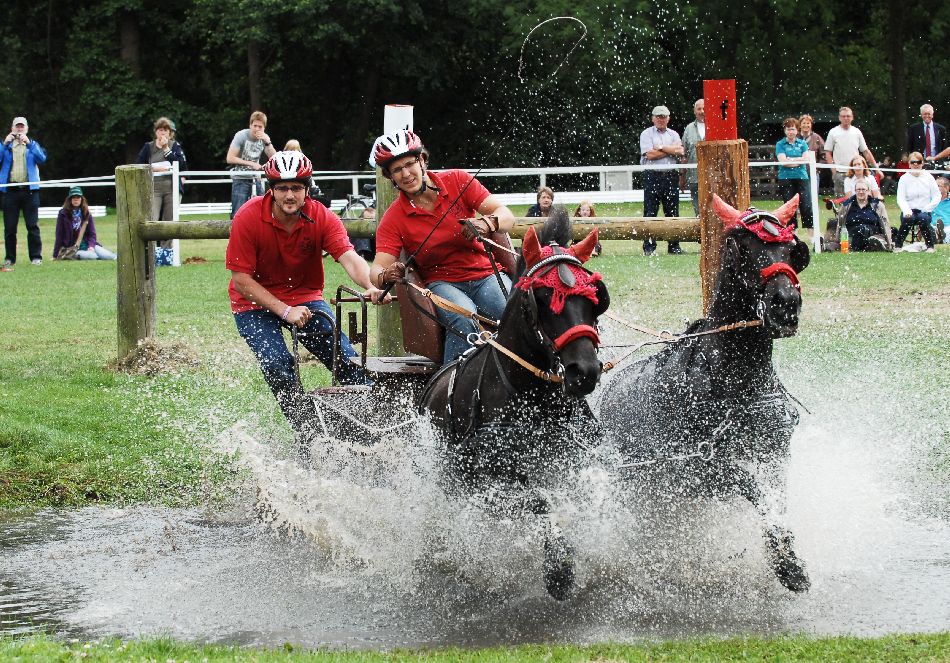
2;358;948;649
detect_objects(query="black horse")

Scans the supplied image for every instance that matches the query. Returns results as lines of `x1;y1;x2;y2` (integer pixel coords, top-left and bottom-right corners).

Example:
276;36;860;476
599;194;812;593
419;207;609;600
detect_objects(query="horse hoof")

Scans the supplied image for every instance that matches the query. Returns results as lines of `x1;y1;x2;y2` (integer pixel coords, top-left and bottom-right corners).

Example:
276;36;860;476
543;538;575;601
765;528;811;593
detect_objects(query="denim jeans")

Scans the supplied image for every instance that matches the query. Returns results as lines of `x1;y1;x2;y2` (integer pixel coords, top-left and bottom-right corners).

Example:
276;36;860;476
77;245;117;260
234;299;366;431
778;178;812;228
428;273;512;364
643;170;680;254
231;177;263;218
3;188;41;263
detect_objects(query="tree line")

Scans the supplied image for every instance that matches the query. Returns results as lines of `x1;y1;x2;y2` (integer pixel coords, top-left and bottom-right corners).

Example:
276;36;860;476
1;0;944;202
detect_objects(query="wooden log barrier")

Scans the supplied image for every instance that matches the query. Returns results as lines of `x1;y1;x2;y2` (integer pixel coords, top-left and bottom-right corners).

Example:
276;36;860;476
339;217;701;242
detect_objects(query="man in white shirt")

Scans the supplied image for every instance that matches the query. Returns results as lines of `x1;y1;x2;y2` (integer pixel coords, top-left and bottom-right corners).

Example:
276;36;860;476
640;105;685;255
681;98;705;216
824;107;879;196
911;104;949;163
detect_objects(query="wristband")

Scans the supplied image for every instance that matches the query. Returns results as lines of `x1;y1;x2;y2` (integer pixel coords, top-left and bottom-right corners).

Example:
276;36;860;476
280;305;291;320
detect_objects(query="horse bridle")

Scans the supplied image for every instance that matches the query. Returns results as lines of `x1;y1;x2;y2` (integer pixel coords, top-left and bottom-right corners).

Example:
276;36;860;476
518;250;603;351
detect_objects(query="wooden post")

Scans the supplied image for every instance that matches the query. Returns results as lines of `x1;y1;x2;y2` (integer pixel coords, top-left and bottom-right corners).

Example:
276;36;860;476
697;139;750;314
374;168;403;356
374;105;413;357
116;164;157;360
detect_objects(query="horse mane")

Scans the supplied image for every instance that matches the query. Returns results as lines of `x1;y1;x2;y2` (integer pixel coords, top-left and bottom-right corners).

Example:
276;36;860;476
516;205;572;275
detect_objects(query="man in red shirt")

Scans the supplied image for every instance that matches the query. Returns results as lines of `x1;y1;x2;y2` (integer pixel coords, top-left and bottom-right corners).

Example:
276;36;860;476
368;130;515;364
227;151;384;444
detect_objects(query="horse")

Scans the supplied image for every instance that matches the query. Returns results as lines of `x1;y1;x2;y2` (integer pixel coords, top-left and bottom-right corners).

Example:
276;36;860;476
598;194;812;593
418;206;609;600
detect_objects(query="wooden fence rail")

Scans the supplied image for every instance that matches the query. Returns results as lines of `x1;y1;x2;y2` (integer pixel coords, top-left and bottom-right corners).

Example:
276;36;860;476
115;160;727;361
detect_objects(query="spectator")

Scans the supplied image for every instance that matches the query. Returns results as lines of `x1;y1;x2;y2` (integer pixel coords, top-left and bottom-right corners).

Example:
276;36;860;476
799;114;826;192
526;186;554;217
824;106;879;196
573;200;602;257
369;129;516;365
844;155;882;198
681;98;705;215
894;152;940;253
836;181;892;252
640;104;685;255
879;156;897;195
53;186;116;261
775;117;812;230
136;117;187;258
799;114;826;161
907;104;947;161
895;152;910;180
284;139;301;151
227;151;381;455
226;111;276;218
1;116;47;267
932;176;950;244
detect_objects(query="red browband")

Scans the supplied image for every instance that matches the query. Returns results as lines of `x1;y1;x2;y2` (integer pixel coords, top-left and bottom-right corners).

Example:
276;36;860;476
552;324;600;350
760;262;800;291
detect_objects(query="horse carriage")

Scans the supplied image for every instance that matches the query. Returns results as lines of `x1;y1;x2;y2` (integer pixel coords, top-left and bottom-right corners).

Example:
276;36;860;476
302;199;812;599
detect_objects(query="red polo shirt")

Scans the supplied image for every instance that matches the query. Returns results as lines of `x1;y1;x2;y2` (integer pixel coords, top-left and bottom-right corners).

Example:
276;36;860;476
226;191;354;312
376;169;494;284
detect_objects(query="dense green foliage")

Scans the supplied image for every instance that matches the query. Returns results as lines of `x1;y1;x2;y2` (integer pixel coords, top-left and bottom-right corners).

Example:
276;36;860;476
3;632;950;661
3;0;949;203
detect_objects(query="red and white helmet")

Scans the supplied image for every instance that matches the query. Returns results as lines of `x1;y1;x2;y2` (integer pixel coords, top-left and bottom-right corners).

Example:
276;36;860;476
369;129;424;169
264;151;313;183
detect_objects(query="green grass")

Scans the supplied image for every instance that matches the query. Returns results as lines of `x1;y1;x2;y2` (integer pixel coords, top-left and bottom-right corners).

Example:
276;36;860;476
3;632;950;661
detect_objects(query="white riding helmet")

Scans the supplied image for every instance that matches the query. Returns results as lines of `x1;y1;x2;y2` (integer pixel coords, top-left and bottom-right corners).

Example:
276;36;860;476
264;150;313;183
369;129;424;169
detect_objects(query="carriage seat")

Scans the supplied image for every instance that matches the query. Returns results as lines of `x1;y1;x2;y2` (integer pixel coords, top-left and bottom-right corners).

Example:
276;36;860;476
396;231;518;363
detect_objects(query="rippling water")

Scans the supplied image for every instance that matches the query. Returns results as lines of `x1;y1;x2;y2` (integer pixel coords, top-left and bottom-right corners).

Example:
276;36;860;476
2;357;948;649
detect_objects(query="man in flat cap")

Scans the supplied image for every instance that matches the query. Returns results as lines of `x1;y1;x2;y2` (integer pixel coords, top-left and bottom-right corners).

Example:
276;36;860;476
639;105;684;255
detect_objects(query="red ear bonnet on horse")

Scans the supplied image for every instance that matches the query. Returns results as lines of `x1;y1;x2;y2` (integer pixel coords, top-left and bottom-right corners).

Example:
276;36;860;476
569;228;599;263
522;225;543;268
711;194;798;243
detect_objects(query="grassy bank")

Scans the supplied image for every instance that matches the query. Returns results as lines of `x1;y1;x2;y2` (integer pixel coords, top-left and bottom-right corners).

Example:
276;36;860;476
1;204;948;508
3;632;950;662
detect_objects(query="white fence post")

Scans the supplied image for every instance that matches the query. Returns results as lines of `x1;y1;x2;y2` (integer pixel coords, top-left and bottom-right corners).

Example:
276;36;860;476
808;153;822;254
171;160;181;266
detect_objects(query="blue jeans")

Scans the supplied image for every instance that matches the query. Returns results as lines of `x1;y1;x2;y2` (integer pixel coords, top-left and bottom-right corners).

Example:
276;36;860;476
3;189;41;263
643;170;680;254
778;178;812;228
231;177;263;218
234;299;366;431
428;273;512;364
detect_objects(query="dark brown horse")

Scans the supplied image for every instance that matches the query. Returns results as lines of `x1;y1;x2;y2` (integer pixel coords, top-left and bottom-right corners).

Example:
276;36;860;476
419;207;609;600
599;195;812;593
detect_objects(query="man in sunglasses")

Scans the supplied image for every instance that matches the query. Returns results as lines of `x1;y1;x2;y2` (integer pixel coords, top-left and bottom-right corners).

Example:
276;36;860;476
226;151;385;451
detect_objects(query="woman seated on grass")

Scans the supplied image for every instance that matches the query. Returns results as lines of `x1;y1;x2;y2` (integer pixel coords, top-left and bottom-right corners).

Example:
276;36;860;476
844;155;882;198
53;186;116;260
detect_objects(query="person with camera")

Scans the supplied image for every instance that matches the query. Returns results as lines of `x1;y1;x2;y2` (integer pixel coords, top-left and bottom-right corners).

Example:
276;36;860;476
1;117;47;267
227;151;385;448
